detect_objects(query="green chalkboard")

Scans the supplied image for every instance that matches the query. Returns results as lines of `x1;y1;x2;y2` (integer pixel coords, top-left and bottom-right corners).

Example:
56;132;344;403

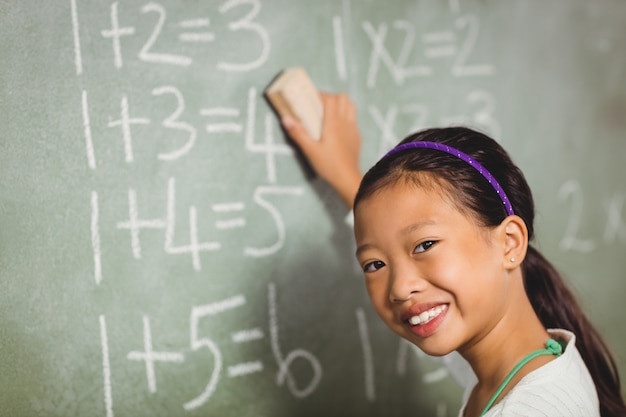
1;1;625;416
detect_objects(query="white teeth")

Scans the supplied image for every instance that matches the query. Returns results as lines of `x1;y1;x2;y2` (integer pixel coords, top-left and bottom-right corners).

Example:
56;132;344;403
408;305;447;326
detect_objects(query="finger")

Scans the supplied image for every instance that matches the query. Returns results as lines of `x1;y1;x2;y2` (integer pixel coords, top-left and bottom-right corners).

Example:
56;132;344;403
320;92;341;115
337;93;356;120
281;116;316;153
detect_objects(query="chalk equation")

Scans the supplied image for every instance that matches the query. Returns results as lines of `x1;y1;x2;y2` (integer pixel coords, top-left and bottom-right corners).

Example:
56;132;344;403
72;0;270;75
90;179;303;283
333;7;495;84
99;283;322;415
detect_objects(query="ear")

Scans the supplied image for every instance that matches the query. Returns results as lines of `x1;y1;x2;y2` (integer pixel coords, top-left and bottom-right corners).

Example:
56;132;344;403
499;215;528;270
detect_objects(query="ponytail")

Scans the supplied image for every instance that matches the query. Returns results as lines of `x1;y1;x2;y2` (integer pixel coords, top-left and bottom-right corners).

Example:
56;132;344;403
523;245;626;417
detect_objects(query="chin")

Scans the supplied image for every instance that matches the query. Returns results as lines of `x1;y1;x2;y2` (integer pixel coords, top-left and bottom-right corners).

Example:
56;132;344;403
400;333;456;357
418;345;454;357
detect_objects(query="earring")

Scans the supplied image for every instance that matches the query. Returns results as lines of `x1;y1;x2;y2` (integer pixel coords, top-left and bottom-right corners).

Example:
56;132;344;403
510;258;516;263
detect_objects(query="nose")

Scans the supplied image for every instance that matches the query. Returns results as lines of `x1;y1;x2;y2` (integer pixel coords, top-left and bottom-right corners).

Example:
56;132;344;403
388;261;429;303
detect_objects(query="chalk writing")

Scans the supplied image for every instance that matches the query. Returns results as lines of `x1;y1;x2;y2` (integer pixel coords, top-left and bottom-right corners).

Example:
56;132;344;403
244;186;305;257
363;20;432;88
91;191;103;285
603;192;626;244
92;1;271;70
369;91;501;156
99;315;114;417
183;295;240;410
268;282;322;398
96;283;322;413
332;15;348;80
452;15;495;76
127;315;185;393
360;15;494;88
82;90;96;169
559;181;626;252
218;0;270;72
152;86;197;161
107;94;150;163
139;3;193;66
356;308;376;402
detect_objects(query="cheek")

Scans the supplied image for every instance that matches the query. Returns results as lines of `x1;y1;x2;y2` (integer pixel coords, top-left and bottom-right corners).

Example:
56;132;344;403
365;278;384;307
435;252;505;309
422;258;464;290
427;242;494;286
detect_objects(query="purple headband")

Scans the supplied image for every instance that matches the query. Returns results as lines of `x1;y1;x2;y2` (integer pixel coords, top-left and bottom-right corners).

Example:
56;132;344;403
383;141;515;216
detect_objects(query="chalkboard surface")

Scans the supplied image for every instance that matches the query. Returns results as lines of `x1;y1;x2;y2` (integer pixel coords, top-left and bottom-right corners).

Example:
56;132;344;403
1;1;625;416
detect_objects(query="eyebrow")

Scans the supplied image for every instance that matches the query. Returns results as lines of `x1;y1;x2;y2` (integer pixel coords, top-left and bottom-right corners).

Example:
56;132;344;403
355;219;437;257
402;219;437;235
355;243;373;258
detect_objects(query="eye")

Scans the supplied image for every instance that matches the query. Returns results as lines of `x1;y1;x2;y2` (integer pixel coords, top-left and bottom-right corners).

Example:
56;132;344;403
363;260;386;272
413;240;436;254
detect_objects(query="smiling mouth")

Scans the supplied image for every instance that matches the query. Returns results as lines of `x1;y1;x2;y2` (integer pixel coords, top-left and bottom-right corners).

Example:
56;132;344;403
407;305;448;326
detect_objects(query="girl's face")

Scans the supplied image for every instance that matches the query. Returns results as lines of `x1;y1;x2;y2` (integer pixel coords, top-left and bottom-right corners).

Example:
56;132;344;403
354;180;513;356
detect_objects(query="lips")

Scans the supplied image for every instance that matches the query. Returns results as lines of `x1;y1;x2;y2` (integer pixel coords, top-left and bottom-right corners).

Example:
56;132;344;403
402;303;449;338
407;304;448;325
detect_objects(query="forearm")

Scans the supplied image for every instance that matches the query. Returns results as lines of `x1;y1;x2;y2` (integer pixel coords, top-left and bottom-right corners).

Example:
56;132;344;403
327;168;362;209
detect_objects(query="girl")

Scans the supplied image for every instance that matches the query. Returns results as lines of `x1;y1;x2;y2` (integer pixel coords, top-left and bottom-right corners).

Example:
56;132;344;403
281;93;626;416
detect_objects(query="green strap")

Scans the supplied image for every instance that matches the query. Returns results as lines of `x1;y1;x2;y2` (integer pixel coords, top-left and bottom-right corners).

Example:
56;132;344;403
479;338;562;416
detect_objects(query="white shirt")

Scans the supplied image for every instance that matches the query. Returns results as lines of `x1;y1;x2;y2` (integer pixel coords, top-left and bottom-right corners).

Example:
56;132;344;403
458;329;600;417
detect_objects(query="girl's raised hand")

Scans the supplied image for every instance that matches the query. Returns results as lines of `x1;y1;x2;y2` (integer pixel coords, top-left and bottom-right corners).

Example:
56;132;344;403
281;92;362;208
